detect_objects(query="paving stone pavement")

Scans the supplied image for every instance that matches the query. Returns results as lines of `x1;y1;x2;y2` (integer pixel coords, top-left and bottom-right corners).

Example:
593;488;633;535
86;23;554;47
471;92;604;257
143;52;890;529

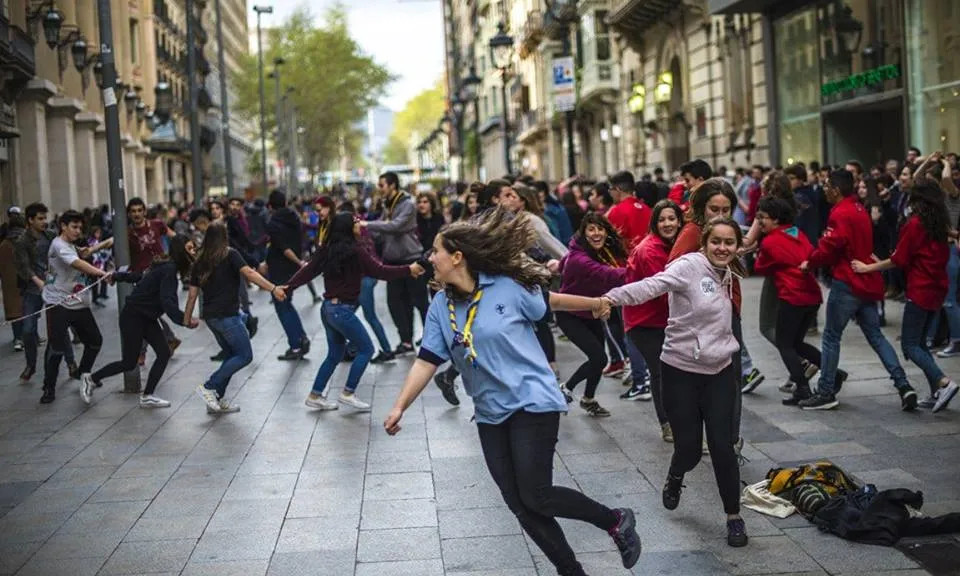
0;278;957;576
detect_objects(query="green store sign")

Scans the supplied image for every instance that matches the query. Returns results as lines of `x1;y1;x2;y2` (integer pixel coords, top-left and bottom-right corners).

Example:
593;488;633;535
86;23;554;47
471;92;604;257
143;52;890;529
821;64;900;97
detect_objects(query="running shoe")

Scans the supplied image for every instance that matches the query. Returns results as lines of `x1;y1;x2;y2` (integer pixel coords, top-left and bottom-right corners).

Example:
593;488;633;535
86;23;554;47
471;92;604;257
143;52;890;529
608;508;642;569
67;361;80;380
394;342;415;356
782;388;812;406
338;392;371;412
300;338;311;356
305;395;338;410
660;423;673;443
602;361;625;378
741;368;765;393
13;339;23;352
140;395;171;408
937;342;960;358
778;380;796;394
619;384;651;401
277;348;305;361
246;316;259;339
662;473;684;510
918;393;938;410
800;393;839;410
434;371;460;406
726;518;749;548
898;386;918;412
835;369;849;393
79;373;95;405
196;384;221;412
803;360;820;381
579;398;610;417
560;384;575;404
370;350;396;364
215;399;241;414
40;387;55;404
933;380;959;413
210;350;228;362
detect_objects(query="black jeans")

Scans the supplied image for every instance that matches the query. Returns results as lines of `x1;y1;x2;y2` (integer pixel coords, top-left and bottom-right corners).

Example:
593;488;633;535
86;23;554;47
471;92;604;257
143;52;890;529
731;313;744;442
93;308;171;395
44;306;102;390
555;312;607;399
662;362;741;515
628;326;667;424
775;302;821;392
758;277;779;346
385;269;429;344
478;410;617;576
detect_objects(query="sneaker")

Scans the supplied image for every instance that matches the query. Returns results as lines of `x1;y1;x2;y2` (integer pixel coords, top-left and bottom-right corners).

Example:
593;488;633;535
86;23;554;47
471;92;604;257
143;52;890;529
662;473;684;510
277;348;304;361
803;361;820;381
210;350;228;362
394;342;415;356
602;361;625;378
580;398;610;417
800;393;839;410
782;388;812;406
338;392;371;412
933;380;959;413
434;371;460;406
215;399;241;413
608;508;642;569
196;385;221;412
918;394;938;410
620;384;652;401
67;362;80;380
19;367;34;384
898;386;918;412
937;342;960;358
40;387;55;404
300;338;311;356
13;339;23;352
246;316;259;339
661;422;674;443
167;337;182;353
835;369;849;393
80;373;95;405
741;368;765;394
370;350;396;364
778;380;796;394
726;517;749;547
560;384;575;404
305;395;339;410
140;395;171;408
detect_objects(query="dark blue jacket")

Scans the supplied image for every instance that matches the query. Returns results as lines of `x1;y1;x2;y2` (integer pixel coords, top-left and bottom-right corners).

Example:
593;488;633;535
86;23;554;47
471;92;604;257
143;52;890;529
544;195;573;245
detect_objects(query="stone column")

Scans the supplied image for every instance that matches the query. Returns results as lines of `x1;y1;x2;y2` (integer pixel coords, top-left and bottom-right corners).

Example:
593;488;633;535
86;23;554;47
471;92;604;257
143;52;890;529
124;140;141;201
73;112;101;210
135;149;148;199
16;80;57;208
46;97;84;212
93;129;108;207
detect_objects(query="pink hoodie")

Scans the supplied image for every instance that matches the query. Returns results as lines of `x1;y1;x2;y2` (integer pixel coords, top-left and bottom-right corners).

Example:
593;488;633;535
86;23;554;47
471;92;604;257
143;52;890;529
604;251;740;375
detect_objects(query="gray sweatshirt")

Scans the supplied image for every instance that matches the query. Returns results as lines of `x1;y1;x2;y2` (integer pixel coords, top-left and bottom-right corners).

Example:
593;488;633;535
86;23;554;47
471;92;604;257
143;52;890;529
366;193;425;264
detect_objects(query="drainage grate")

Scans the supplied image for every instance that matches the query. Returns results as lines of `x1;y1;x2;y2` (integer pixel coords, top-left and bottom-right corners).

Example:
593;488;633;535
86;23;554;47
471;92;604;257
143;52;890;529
897;537;960;576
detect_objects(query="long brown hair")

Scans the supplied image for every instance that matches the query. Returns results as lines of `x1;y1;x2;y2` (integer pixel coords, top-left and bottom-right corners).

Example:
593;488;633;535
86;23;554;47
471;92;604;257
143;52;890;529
575;211;628;263
690;178;738;227
192;221;230;286
514;185;544;219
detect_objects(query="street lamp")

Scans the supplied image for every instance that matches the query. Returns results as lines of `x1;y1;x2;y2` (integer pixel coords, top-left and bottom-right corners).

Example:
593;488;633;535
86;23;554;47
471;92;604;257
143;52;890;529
489;21;514;175
253;4;273;193
269;57;285;188
461;67;482;177
71;37;88;72
543;0;579;177
215;0;236;197
155;81;174;123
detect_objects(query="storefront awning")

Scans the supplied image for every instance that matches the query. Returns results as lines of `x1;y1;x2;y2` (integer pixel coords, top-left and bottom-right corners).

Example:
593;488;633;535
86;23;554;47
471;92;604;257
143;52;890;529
608;0;678;37
708;0;782;14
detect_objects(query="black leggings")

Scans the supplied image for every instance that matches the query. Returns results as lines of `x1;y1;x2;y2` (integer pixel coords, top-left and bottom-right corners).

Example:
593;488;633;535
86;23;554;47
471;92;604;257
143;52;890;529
44;306;102;390
627;326;667;424
776;302;821;391
478;410;617;576
555;312;607;399
93;308;171;395
662;362;741;515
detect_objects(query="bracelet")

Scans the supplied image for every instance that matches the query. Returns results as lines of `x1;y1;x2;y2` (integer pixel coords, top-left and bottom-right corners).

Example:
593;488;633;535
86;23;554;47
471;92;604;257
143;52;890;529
270;285;277;295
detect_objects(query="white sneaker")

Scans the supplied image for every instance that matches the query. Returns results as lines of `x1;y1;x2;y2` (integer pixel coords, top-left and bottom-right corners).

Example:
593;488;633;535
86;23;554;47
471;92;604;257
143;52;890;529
778;380;796;394
937;342;960;358
140;395;171;408
338;392;371;412
933;380;959;413
305;395;339;410
215;399;240;413
196;385;221;412
80;373;95;405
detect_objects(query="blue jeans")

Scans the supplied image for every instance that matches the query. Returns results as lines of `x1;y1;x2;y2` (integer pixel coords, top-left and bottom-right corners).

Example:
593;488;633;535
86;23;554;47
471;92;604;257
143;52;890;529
624;334;649;386
273;294;306;350
312;301;375;395
360;276;391;352
927;244;960;343
903;301;946;393
818;280;909;396
205;316;253;398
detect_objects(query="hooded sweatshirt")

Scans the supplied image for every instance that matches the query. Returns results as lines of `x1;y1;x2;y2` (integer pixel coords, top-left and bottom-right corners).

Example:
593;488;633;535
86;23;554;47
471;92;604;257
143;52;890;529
265;206;304;284
605;251;740;375
558;239;627;319
366;192;424;264
753;225;823;307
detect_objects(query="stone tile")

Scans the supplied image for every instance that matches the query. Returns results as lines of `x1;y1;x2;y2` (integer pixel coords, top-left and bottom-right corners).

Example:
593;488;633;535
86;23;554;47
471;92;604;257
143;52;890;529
363;471;435;501
446;570;538;576
57;499;149;534
285;488;362;520
628;550;732;575
14;555;106;576
364;448;432;474
752;440;873;463
561;451;635;474
703;534;822;575
99;538;196;575
30;529;125;561
0;539;43;575
275;518;358;553
205;498;288;533
356;527;441;562
361;499;438;530
222;473;297;501
125;514;211;542
0;480;40;508
180;559;270;576
572;469;653;497
89;475;169;503
441;535;535;572
111;454;184;478
783;527;920;573
192;530;279;562
437;506;521;539
355;559;445;576
0;509;73;543
266;550;355;576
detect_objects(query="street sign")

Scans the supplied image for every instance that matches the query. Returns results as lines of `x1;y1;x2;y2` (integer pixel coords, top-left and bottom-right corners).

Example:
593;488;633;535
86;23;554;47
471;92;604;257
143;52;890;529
552;56;576;113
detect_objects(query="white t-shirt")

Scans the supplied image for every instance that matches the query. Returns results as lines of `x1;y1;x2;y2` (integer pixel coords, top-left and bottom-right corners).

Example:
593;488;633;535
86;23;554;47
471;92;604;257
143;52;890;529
42;236;92;310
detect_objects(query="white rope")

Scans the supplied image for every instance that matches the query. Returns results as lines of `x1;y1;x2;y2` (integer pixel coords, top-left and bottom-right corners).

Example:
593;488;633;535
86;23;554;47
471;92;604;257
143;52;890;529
0;275;111;328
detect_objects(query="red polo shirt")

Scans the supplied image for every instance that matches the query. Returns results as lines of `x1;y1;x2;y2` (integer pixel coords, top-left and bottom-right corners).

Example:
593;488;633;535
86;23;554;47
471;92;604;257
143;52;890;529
606;196;651;250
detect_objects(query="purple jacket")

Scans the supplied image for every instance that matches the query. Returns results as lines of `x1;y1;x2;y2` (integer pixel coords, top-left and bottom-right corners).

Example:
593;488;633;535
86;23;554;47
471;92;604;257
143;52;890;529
558;240;627;318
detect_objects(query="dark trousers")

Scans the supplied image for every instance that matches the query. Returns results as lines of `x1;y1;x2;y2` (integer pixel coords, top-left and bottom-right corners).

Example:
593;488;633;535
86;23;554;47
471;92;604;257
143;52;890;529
555;312;607;399
93;308;170;395
731;314;744;442
662;362;741;515
604;308;627;364
385;272;429;344
776;302;821;392
535;318;556;363
478;410;616;576
628;326;667;424
44;306;102;390
759;277;779;346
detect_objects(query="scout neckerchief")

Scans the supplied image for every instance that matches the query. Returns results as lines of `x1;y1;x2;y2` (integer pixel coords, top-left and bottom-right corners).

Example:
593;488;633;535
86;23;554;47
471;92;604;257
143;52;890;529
448;288;483;368
385;191;406;220
318;221;329;246
597;246;621;268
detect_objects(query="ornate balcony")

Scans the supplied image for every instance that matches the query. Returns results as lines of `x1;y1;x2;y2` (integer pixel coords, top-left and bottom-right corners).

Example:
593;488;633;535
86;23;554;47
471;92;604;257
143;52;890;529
516;108;547;145
519;10;543;59
1;23;37;119
580;57;619;106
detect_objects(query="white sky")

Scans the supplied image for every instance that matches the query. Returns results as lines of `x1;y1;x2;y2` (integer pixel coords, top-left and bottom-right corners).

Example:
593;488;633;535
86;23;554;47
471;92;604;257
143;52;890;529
248;0;445;111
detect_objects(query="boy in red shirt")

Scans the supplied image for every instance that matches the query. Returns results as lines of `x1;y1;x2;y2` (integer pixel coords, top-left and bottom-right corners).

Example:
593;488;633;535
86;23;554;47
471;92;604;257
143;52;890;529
606;171;652;250
852;177;959;413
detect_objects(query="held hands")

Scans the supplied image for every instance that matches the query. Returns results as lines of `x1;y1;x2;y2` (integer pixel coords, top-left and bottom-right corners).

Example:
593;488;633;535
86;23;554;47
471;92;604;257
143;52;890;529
591;297;612;320
546;259;560;275
272;285;288;302
850;259;870;274
186;318;200;329
384;407;404;435
409;263;425;278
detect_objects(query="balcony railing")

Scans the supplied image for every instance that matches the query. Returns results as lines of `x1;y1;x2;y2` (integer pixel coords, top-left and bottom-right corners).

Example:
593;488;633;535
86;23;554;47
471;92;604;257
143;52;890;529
580;58;619;104
0;11;10;56
8;24;36;79
516;108;547;143
519;9;543;58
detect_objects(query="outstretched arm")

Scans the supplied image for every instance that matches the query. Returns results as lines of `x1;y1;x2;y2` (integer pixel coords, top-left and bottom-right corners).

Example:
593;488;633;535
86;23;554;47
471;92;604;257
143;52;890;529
384;359;439;435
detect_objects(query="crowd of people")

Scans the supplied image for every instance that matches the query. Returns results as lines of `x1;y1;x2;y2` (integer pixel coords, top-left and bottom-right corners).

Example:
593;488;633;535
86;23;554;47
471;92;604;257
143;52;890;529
1;145;959;574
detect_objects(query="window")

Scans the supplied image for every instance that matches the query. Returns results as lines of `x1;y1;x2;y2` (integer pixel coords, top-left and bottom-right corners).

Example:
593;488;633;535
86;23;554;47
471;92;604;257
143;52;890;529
130;19;141;65
595;10;611;61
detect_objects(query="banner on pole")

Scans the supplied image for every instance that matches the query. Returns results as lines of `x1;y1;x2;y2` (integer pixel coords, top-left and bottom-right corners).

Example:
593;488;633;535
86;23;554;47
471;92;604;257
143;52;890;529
552;57;576;113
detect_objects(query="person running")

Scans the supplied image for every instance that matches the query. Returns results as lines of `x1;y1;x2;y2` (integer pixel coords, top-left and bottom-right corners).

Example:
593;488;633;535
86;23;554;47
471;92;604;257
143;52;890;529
41;210;112;404
184;222;286;414
556;212;629;417
620;200;681;442
265;190;310;360
286;213;425;411
127;198;180;357
383;208;642;575
87;235;198;408
801;169;917;411
851;176;959;412
599;217;750;548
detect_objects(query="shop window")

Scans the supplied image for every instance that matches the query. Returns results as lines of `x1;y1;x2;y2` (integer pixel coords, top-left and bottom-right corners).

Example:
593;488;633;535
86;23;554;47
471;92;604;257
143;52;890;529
130;19;140;65
907;0;960;153
719;15;754;141
775;7;822;165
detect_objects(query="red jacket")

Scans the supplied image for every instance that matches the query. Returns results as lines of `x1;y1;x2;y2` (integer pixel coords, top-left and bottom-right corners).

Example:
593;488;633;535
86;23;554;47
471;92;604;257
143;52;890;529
623;233;670;330
807;196;884;302
606;197;651;250
753;225;823;307
668;182;688;212
890;216;949;311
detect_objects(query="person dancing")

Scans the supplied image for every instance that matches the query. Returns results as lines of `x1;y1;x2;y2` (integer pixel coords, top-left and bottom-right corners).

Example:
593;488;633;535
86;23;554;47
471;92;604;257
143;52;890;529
384;208;642;575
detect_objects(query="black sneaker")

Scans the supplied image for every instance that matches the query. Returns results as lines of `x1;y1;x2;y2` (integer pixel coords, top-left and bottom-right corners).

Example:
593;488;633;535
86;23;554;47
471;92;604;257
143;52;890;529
782;388;812;406
835;369;849;393
246;316;259;339
662;473;684;510
40;387;55;404
740;368;765;394
300;338;311;356
277;348;304;361
726;517;749;547
898;386;918;412
608;508;642;569
394;342;415;356
800;393;839;410
67;362;80;380
370;350;396;364
210;350;228;362
619;383;651;401
434;371;460;406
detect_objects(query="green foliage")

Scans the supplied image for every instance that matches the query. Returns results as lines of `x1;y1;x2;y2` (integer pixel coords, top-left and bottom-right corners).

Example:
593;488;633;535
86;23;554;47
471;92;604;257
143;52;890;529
382;79;446;165
233;3;395;178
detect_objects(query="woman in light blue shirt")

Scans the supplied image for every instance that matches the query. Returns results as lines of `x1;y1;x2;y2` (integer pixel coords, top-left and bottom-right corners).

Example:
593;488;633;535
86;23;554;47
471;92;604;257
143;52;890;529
384;208;641;576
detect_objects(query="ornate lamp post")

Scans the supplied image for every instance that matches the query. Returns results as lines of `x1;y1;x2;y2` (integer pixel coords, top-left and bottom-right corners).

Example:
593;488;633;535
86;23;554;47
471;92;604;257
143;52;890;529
489;22;514;175
461;67;482;178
